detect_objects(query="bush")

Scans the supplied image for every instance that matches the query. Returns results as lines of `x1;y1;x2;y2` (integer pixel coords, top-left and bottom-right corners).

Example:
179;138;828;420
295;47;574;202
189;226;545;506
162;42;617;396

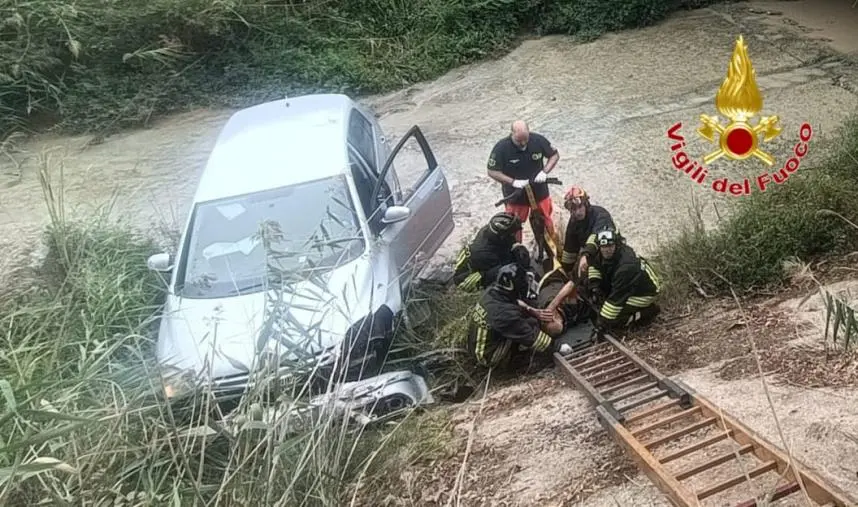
0;180;466;505
652;116;858;305
0;0;721;138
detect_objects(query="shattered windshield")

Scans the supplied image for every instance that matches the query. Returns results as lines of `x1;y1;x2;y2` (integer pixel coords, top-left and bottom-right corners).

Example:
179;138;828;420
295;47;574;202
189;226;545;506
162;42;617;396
177;175;365;299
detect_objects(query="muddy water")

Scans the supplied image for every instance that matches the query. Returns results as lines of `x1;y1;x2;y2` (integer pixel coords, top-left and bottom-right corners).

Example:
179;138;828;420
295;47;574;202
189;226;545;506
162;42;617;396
2;1;858;504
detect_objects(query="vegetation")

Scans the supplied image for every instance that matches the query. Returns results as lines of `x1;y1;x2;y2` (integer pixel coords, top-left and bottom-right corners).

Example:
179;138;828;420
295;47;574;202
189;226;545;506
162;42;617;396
0;156;471;505
0;0;719;139
652;116;858;306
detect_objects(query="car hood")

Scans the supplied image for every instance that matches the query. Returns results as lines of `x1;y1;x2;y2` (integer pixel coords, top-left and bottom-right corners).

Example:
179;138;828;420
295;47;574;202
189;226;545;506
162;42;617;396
156;258;379;380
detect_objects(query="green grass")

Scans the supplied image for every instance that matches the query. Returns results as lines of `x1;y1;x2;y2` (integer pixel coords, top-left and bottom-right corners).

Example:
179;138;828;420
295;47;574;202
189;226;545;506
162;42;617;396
0;0;722;139
651;116;858;307
0;153;477;505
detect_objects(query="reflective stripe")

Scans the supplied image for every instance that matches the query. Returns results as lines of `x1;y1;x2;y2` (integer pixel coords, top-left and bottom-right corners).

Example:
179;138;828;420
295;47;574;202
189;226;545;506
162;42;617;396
600;301;622;319
490;340;512;366
588;266;602;280
455;244;470;269
458;271;482;290
628;295;655;307
585;233;596;247
533;331;553;352
561;250;577;263
641;258;661;292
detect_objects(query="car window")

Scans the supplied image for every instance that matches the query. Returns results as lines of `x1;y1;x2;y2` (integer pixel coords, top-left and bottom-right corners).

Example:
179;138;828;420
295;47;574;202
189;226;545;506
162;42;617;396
176;175;365;299
348;109;377;174
349;146;394;227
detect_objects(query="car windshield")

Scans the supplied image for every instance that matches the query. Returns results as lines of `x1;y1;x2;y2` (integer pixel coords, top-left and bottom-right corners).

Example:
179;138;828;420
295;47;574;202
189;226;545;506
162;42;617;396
177;175;365;299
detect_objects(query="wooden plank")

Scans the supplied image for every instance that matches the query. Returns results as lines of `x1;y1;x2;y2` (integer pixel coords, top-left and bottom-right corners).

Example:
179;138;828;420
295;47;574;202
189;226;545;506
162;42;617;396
735;481;801;507
616;390;668;413
572;350;622;370
632;406;702;438
595;405;699;507
602;374;651;398
553;353;624;422
591;366;641;389
695;460;778;500
675;380;858;507
606;381;659;404
658;430;734;464
585;361;637;383
625;399;681;425
579;355;628;376
674;443;754;481
643;417;717;450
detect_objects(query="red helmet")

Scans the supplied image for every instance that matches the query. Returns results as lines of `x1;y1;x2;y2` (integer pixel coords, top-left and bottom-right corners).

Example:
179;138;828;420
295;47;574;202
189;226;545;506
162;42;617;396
564;186;589;210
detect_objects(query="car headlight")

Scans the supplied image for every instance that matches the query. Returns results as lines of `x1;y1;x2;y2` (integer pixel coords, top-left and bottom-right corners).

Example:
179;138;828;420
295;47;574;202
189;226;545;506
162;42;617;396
159;365;199;399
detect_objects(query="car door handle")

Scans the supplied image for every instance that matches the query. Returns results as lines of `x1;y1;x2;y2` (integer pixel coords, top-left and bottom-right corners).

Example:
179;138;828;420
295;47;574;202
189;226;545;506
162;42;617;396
433;178;444;191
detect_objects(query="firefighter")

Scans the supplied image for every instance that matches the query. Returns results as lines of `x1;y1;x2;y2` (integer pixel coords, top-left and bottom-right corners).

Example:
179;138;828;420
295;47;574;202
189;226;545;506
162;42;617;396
541;186;617;317
560;186;617;281
453;212;527;291
466;263;556;368
586;226;661;333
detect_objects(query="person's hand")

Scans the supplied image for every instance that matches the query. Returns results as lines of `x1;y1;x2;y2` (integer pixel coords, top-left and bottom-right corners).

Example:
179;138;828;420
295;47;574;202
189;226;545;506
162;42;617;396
535;308;555;322
534;171;547;183
577;255;588;278
512;179;528;189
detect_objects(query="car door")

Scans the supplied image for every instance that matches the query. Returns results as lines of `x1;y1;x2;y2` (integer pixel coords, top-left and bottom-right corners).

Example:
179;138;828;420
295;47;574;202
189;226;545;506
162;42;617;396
374;125;454;281
348;107;402;205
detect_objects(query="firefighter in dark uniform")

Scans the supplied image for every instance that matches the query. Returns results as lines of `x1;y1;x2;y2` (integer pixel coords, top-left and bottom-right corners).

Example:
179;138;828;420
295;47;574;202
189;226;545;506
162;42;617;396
560;186;617;281
466;263;556;368
538;186;617;323
486;120;560;244
453;212;527;291
586;226;661;333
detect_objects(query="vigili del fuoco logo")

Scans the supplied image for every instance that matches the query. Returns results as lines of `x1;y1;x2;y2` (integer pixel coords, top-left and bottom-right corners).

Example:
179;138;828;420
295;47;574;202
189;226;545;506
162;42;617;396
666;35;813;196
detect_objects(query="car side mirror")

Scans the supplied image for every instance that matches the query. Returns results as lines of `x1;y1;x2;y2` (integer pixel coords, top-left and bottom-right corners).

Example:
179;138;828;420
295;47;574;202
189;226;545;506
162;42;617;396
147;252;173;272
381;205;411;225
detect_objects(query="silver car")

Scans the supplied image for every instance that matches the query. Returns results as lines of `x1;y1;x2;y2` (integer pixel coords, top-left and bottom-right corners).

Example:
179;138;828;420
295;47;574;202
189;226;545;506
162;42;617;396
146;94;454;418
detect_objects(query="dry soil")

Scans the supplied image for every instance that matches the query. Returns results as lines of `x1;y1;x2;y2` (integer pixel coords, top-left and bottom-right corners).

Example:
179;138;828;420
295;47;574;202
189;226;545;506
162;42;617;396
2;1;858;505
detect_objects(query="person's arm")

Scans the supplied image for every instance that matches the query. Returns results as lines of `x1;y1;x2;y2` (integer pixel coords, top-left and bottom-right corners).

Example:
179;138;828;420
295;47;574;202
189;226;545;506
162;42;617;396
560;218;579;274
546;281;576;313
492;304;553;353
582;209;617;261
539;134;560;174
487;144;515;185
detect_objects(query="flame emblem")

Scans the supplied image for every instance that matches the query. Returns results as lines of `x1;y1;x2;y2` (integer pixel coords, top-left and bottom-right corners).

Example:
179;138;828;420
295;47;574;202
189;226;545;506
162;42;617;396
697;35;781;166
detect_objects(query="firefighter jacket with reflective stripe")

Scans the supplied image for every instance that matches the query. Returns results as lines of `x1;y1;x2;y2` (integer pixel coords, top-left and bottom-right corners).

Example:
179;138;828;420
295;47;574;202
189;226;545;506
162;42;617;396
467;287;553;366
587;243;660;327
560;205;616;274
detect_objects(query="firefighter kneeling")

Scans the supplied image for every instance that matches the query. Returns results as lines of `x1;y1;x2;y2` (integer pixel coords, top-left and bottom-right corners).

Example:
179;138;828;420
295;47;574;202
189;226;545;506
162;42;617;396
453;212;527;291
466;263;563;368
587;226;661;333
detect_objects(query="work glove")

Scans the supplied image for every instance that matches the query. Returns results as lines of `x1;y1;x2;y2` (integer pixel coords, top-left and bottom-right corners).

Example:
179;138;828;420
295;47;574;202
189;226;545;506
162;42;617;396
512;179;528;189
534;171;548;183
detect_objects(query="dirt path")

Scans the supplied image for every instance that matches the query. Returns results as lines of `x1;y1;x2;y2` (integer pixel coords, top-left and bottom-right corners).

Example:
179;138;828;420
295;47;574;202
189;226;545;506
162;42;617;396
2;1;858;505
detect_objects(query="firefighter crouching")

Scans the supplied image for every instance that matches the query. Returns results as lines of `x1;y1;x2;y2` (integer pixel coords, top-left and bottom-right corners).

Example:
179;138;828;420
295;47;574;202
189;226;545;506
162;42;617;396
466;263;557;368
587;226;662;333
453;212;527;291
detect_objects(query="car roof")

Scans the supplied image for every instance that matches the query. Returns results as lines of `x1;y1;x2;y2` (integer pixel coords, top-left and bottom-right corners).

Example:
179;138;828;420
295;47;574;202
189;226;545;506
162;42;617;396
193;94;356;204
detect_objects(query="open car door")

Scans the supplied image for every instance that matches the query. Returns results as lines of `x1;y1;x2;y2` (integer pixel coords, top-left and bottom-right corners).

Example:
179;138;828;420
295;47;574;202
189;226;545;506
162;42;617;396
373;126;454;285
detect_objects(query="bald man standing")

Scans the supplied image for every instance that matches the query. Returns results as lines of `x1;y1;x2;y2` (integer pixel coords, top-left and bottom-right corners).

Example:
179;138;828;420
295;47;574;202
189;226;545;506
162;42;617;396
486;121;560;243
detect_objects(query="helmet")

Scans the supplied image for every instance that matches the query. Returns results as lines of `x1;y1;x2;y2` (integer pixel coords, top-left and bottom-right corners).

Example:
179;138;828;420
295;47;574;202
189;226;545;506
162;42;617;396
595;226;620;247
563;186;590;210
495;263;528;299
488;212;522;237
510;243;531;269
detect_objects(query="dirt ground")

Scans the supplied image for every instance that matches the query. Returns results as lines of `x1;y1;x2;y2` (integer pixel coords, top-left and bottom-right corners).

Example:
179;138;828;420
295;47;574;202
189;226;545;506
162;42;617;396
3;0;858;505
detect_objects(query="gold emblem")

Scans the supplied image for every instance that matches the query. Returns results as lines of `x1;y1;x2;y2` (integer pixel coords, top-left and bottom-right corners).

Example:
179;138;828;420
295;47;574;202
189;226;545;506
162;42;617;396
697;35;782;166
